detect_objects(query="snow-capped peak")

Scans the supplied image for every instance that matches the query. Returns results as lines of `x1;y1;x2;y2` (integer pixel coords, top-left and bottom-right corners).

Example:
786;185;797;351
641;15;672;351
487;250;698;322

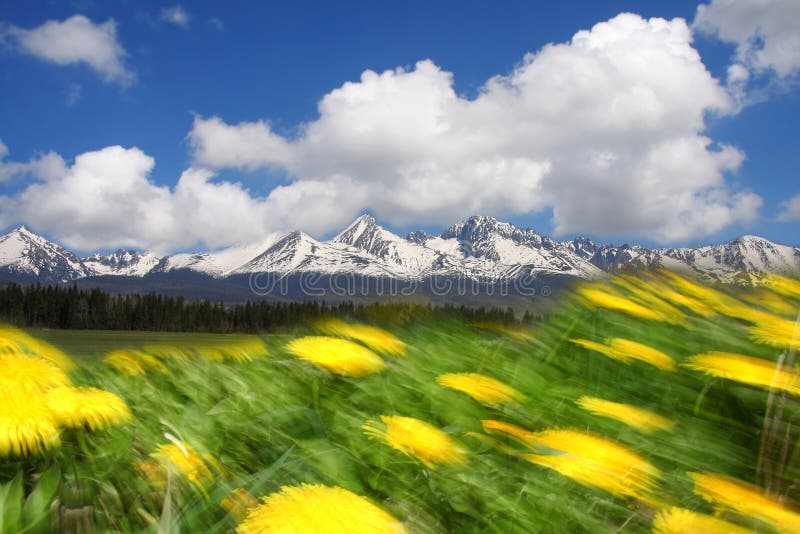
0;226;92;282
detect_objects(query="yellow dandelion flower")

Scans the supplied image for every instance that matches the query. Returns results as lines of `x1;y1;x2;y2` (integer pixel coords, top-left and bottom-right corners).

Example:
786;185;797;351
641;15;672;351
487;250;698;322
317;319;406;356
611;277;687;325
739;289;798;317
237;483;406;534
577;285;669;322
45;387;130;431
105;350;168;376
690;472;800;532
0;325;74;370
684;352;800;396
220;338;269;363
764;274;800;300
286;336;386;377
363;415;467;467
194;346;226;361
142;344;192;360
0;389;60;457
571;338;675;371
221;488;259;522
0;352;71;393
481;422;659;500
570;338;629;363
576;396;674;432
145;441;218;494
436;373;524;406
652;507;752;534
606;338;676;371
481;419;536;446
523;429;660;501
750;317;800;349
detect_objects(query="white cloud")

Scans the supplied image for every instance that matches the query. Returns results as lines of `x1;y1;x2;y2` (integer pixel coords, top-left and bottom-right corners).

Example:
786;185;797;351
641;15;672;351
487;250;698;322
0;139;67;182
188;13;758;244
0;13;765;252
2;15;134;85
208;17;224;31
694;0;800;101
160;6;190;29
0;146;278;253
2;14;133;85
778;193;800;222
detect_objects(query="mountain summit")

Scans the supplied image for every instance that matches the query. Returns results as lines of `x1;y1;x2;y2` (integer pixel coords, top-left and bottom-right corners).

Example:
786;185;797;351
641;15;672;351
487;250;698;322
0;216;798;286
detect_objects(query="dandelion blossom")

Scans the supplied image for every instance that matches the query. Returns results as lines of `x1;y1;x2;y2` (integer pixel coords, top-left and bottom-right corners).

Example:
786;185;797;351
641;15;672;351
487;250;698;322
237;483;406;534
577;285;668;322
684;352;800;396
652;507;751;534
482;422;659;501
0;325;74;370
317;319;406;356
45;387;130;431
750;317;800;349
523;429;660;501
144;441;218;494
0;390;60;457
690;472;800;532
363;415;467;467
571;338;675;371
764;274;800;300
286;336;385;377
576;396;674;432
606;338;676;371
437;373;524;406
105;350;168;376
0;352;71;393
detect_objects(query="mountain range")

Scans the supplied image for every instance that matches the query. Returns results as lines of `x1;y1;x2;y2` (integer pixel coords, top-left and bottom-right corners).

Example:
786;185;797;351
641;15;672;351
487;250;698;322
1;215;798;303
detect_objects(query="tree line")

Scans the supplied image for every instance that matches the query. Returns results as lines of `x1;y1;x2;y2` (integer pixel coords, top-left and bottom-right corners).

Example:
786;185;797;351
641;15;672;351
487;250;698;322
0;284;526;333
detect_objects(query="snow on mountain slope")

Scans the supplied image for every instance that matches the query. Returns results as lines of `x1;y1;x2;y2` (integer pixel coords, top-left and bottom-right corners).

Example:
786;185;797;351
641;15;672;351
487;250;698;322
83;250;162;276
439;216;602;278
0;226;92;282
159;233;285;277
1;217;797;285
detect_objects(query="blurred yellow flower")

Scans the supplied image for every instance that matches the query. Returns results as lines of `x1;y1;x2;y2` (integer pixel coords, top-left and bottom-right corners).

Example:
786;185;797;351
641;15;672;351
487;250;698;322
763;274;800;301
470;322;535;341
0;352;71;393
317;319;406;356
690;472;800;533
45;386;130;431
576;396;674;432
684;352;799;396
221;488;259;522
286;336;386;377
571;338;675;371
611;277;687;325
652;507;751;534
142;344;192;360
739;289;798;317
437;372;524;406
0;325;74;370
105;349;168;376
523;429;660;501
144;441;219;494
221;338;269;362
237;483;406;534
620;274;715;316
481;422;659;501
577;285;669;322
363;415;467;467
606;338;676;371
750;317;800;349
0;389;60;457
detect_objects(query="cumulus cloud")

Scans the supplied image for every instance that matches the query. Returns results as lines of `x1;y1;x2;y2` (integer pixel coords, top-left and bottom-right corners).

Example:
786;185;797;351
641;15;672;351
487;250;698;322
694;0;800;102
1;13;765;251
188;13;759;243
160;5;190;29
1;14;134;85
0;146;277;253
778;193;800;222
0;139;67;182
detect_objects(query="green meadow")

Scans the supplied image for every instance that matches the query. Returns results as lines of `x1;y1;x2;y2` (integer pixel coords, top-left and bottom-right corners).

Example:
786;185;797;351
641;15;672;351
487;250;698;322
1;272;799;533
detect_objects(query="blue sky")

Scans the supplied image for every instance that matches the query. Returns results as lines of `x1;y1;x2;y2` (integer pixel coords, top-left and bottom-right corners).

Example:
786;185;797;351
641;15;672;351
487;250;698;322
0;0;798;253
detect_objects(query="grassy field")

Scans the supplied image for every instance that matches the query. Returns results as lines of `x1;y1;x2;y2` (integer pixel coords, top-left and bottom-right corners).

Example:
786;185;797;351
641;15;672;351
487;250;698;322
1;271;799;533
